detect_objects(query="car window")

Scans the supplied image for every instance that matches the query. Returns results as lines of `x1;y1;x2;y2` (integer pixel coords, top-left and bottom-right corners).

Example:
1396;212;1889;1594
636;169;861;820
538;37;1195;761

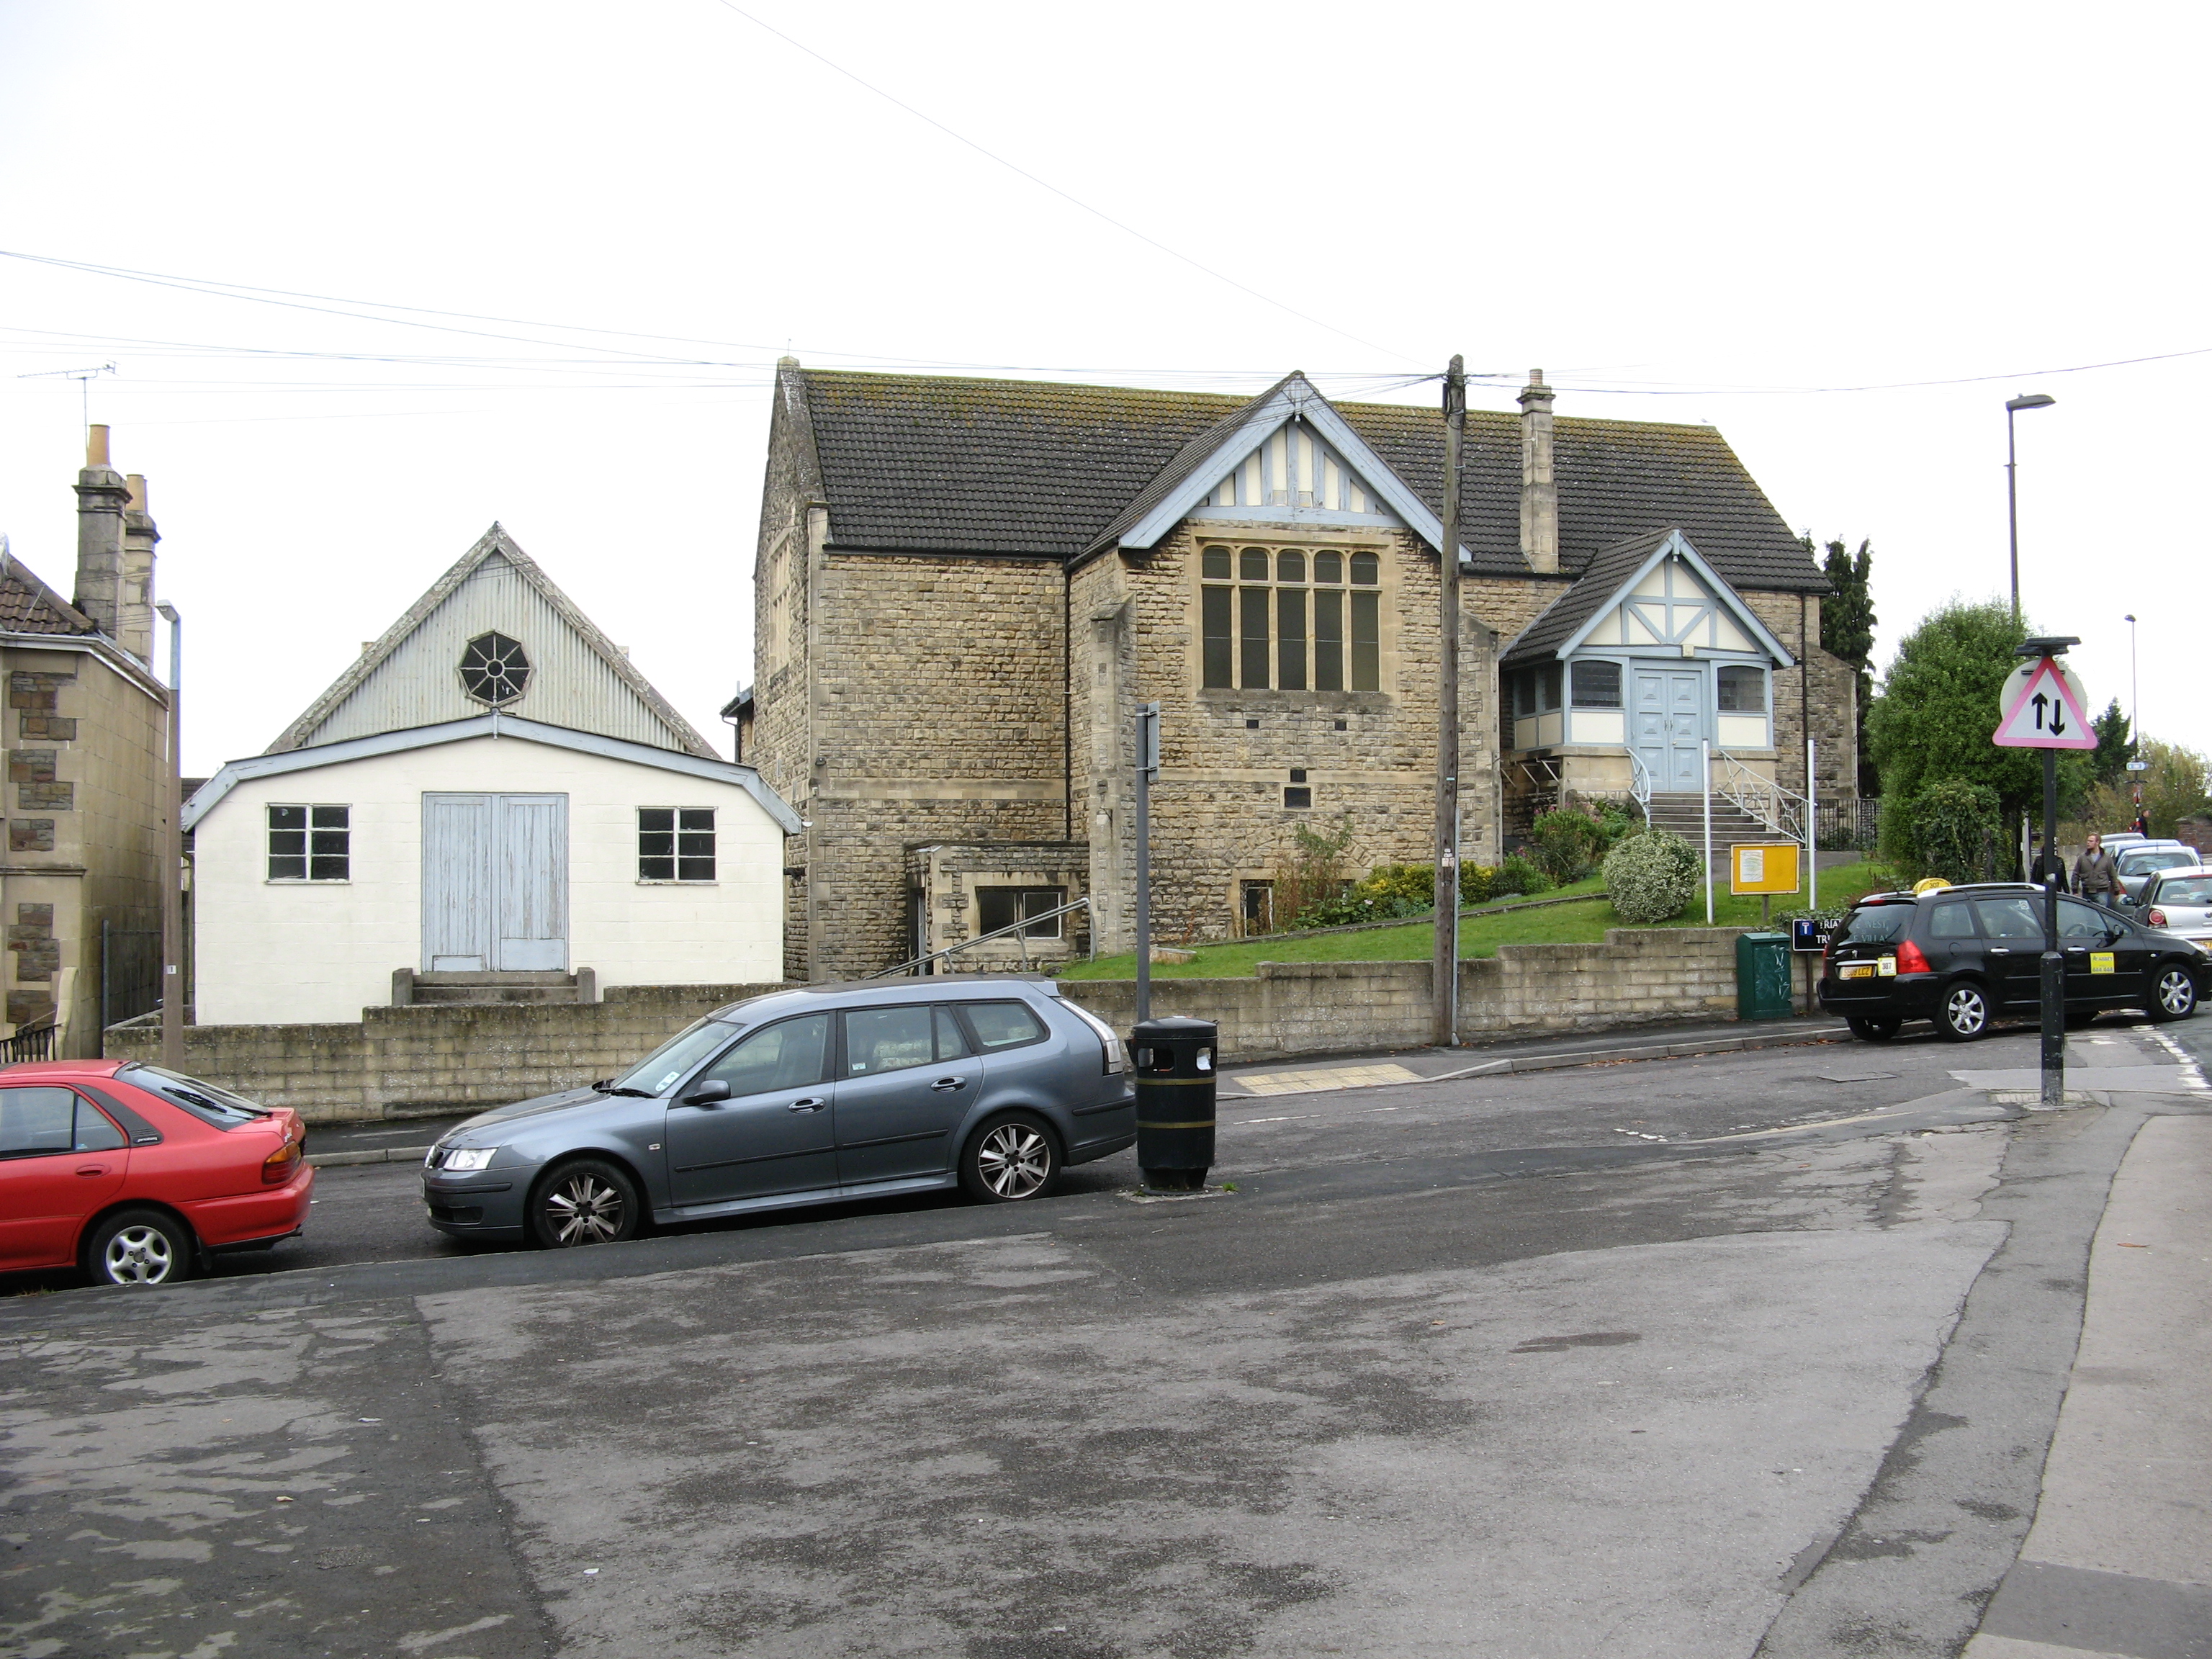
842;1006;968;1076
1927;904;1978;940
0;1087;123;1157
117;1066;274;1128
1972;897;2045;942
610;1020;741;1095
1836;904;1912;945
961;1000;1048;1051
2152;877;2212;907
2134;850;2198;873
700;1015;832;1094
2057;899;2114;940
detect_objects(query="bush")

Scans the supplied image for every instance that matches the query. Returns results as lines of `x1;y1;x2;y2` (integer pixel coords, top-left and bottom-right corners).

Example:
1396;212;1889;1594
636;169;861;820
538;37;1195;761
1495;853;1551;898
1459;863;1498;906
1907;778;2001;884
1603;829;1701;924
1529;810;1610;883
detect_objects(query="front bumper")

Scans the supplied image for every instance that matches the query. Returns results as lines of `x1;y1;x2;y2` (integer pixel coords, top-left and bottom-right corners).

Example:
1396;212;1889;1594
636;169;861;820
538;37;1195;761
422;1167;528;1238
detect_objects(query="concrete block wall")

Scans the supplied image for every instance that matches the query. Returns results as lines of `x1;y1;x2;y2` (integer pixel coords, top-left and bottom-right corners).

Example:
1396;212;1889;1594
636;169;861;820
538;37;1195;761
1060;928;1748;1063
105;983;791;1123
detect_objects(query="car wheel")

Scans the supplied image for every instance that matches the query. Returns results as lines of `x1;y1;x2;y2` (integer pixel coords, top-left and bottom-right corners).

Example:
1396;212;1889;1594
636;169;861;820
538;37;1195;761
1846;1016;1901;1042
1938;981;1991;1041
528;1159;641;1249
2147;963;2199;1022
960;1112;1059;1204
84;1208;196;1287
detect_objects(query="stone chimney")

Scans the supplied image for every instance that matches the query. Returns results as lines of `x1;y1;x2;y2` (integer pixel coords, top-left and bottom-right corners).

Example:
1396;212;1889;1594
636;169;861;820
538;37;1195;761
74;424;132;641
1518;370;1559;575
120;473;159;665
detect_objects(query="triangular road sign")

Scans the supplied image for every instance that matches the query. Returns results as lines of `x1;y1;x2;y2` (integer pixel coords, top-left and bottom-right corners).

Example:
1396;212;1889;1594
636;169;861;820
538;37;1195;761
1994;657;2098;749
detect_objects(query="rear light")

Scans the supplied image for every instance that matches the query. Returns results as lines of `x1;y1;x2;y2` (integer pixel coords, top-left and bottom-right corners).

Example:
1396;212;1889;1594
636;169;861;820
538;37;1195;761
1896;940;1932;974
2149;908;2168;927
261;1129;302;1184
1054;996;1128;1074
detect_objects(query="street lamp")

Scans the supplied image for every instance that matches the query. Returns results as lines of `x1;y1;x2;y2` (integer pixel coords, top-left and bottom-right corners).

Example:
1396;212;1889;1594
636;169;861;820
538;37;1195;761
155;602;182;1071
2005;392;2056;621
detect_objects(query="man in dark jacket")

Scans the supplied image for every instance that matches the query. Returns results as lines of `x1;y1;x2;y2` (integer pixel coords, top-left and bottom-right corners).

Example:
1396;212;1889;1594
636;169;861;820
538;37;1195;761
2030;833;2071;893
2073;833;2124;904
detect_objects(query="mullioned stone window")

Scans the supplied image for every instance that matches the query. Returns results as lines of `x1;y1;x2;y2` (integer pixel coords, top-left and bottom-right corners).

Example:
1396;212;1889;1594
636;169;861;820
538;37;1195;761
1198;543;1382;693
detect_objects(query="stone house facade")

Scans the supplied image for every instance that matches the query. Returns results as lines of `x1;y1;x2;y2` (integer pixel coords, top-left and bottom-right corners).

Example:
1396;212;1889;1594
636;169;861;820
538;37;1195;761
0;427;172;1055
746;362;1855;981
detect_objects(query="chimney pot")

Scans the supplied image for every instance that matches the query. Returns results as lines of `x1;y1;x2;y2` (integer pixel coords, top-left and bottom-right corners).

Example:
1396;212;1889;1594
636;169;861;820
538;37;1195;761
127;473;148;511
1519;370;1560;575
86;425;110;468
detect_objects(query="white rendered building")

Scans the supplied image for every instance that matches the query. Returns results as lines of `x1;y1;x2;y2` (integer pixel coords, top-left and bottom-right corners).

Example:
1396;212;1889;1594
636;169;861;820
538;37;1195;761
185;527;795;1025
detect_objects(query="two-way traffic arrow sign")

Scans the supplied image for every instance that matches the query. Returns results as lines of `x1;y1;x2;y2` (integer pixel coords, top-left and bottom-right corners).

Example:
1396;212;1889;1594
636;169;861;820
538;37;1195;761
1993;657;2098;749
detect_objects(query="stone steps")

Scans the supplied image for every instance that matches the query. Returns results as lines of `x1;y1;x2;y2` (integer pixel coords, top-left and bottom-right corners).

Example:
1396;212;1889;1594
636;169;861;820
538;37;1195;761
1644;793;1782;842
407;971;585;1006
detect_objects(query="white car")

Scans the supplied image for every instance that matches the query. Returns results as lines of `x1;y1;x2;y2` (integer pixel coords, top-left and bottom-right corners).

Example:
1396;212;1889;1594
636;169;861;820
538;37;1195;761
2116;842;2199;905
2141;866;2212;951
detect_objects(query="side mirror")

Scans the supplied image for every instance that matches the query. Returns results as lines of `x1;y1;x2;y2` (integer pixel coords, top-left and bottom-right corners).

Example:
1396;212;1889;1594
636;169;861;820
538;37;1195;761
683;1079;732;1107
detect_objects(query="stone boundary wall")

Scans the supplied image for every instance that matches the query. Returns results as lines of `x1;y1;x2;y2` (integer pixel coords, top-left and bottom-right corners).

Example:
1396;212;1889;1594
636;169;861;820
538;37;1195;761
1058;928;1752;1064
104;984;791;1124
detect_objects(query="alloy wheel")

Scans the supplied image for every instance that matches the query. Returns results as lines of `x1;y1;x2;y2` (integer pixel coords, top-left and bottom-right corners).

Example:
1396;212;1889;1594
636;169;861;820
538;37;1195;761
2156;967;2197;1019
974;1123;1051;1200
1943;984;1988;1039
543;1172;626;1245
102;1224;176;1285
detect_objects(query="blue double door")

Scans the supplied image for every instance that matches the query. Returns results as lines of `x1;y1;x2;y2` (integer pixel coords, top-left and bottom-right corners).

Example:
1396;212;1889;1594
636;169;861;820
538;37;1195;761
421;793;569;972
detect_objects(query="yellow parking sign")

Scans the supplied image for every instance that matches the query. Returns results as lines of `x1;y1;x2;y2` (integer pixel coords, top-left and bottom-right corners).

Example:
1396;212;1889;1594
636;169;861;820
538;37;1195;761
1730;842;1802;896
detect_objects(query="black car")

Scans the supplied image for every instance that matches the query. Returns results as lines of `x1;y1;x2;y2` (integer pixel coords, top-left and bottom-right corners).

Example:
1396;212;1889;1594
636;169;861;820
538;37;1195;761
1817;882;2204;1042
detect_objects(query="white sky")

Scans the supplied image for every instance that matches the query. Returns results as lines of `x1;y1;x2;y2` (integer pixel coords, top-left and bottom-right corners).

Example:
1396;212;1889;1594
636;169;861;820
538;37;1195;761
0;0;2203;775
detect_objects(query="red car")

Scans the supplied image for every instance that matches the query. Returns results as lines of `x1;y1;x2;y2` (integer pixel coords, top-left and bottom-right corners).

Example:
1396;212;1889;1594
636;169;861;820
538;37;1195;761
0;1059;313;1286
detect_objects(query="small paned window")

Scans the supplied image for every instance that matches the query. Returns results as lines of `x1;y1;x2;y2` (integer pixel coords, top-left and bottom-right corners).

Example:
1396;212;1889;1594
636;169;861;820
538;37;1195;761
459;631;531;705
1284;786;1313;809
1199;541;1382;693
1717;665;1767;712
1241;880;1274;934
639;808;716;882
269;804;350;881
1570;660;1623;709
1539;665;1563;713
976;886;1066;939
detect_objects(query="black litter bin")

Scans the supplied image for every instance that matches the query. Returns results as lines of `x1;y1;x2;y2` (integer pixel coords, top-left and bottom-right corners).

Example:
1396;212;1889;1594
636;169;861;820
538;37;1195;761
1132;1016;1216;1192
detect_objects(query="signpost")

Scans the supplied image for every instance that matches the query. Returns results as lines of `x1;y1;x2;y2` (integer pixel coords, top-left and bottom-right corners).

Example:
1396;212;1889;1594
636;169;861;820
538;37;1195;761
1994;639;2095;1107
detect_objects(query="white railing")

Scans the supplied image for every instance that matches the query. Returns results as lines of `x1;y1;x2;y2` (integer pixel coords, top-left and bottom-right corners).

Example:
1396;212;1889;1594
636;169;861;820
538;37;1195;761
1711;750;1807;840
1627;750;1653;820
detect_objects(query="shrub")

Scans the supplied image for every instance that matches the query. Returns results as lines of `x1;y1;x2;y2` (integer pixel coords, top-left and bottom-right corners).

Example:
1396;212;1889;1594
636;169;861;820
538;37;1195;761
1603;829;1701;924
1270;817;1359;930
1907;778;2001;884
1495;853;1551;898
1529;810;1609;883
1459;863;1498;906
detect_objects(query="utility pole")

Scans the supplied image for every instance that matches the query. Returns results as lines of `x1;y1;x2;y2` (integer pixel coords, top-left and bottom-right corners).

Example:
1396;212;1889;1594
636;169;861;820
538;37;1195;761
1133;702;1159;1025
156;603;183;1071
1431;356;1465;1047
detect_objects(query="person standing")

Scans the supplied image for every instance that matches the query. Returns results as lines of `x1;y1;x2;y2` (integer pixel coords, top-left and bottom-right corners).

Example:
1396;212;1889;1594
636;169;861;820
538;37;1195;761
2030;832;2071;893
2073;832;2123;905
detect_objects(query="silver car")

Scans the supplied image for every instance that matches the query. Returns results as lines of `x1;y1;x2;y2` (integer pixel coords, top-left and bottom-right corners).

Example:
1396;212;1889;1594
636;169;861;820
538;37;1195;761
2116;842;2198;905
2140;866;2212;952
421;976;1134;1248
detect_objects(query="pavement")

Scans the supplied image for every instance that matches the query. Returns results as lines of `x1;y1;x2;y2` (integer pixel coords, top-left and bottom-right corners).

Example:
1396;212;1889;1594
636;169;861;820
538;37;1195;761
1;1012;2206;1658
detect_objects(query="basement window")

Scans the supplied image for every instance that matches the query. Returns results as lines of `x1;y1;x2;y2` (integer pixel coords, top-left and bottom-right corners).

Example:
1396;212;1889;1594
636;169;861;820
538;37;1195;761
268;804;350;881
1283;786;1313;809
639;808;716;882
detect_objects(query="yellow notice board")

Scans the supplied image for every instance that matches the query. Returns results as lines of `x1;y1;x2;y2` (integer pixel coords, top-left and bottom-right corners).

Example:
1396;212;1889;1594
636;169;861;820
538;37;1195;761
1730;842;1802;896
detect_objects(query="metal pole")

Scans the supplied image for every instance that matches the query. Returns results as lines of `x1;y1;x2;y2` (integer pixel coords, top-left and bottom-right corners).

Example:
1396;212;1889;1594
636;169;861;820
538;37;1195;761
1431;356;1465;1047
157;603;183;1071
2006;407;2021;624
1807;738;1818;917
1134;703;1156;1025
1702;739;1714;924
2040;744;2063;1107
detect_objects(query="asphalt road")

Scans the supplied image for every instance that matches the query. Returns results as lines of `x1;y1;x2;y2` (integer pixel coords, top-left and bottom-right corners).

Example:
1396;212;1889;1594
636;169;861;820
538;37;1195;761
3;1015;2203;1658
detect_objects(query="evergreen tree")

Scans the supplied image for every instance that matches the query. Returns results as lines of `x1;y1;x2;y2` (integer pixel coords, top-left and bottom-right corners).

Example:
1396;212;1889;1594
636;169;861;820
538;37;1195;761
2090;698;2135;788
1809;536;1878;796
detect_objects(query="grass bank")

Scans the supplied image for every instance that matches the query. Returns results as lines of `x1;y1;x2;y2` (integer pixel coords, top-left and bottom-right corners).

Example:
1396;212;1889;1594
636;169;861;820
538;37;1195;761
1060;859;1892;981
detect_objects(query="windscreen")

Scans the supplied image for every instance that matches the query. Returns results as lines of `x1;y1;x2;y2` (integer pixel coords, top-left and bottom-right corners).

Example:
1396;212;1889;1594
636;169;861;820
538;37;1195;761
1835;904;1913;945
122;1064;275;1128
2123;850;2197;875
608;1020;738;1095
2152;876;2212;907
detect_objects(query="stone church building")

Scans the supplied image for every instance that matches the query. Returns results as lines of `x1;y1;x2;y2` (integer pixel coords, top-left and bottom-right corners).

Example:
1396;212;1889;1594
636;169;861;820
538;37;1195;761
744;360;1856;981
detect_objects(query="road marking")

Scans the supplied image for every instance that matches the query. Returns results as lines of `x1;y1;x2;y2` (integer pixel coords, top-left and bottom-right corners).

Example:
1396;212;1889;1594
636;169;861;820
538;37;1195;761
2132;1022;2212;1088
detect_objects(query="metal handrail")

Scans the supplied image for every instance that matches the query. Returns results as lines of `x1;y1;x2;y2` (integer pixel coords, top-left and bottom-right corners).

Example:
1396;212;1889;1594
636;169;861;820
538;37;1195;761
867;896;1094;980
1627;750;1653;819
1;1019;57;1064
1711;749;1807;839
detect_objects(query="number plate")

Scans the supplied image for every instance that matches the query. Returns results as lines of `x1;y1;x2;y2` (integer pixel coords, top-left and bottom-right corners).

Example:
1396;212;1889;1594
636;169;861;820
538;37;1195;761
1840;963;1875;980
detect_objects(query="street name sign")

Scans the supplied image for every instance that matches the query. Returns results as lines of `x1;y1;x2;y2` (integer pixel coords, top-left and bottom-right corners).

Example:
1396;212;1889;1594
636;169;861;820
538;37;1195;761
1993;657;2098;749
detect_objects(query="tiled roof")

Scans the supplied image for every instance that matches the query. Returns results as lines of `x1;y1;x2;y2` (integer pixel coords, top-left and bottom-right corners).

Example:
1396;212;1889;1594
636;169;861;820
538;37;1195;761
795;368;1827;593
1499;530;1677;667
0;553;97;636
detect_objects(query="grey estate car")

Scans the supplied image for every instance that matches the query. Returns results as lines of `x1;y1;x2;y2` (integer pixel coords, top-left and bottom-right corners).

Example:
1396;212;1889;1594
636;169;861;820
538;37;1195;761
421;976;1135;1249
